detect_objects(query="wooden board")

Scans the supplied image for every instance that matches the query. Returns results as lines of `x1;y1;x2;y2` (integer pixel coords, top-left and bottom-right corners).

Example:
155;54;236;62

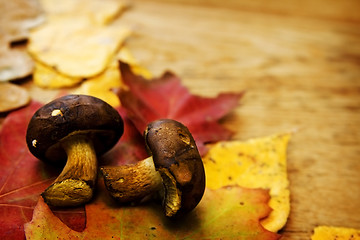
2;0;360;239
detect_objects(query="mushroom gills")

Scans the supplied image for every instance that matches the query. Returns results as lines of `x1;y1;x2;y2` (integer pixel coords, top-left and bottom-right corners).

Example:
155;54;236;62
158;168;182;217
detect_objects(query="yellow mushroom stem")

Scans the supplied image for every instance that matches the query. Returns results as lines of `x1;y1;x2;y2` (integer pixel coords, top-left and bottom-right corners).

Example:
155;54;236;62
101;157;182;217
41;134;97;207
100;157;182;216
100;157;163;203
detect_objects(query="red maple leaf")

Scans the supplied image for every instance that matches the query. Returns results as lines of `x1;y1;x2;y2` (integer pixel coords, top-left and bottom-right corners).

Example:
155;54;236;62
117;61;244;155
0;102;86;240
0;102;149;239
101;107;148;166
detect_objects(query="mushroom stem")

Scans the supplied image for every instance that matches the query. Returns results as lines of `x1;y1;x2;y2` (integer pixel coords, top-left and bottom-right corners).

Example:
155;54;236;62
42;134;97;207
100;157;183;217
100;157;163;203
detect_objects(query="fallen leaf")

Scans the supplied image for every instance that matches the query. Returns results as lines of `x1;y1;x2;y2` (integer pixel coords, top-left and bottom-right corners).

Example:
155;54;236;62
28;0;130;88
0;82;30;112
116;47;153;79
311;226;360;240
0;43;34;82
39;0;127;26
0;0;44;43
117;61;243;155
28;16;131;78
34;45;149;104
0;0;43;82
203;133;291;232
101;107;148;167
0;102;86;240
25;184;280;240
32;61;82;88
71;59;122;106
71;47;152;107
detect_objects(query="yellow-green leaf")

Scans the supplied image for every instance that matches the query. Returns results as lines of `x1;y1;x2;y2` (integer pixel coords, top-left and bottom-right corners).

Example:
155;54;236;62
203;133;291;232
24;185;280;240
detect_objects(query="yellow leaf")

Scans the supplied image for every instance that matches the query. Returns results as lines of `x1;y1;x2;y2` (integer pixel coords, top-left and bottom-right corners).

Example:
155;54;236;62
33;61;82;88
28;16;131;78
32;45;150;105
39;0;127;25
117;47;152;79
311;226;360;240
0;82;30;112
71;58;122;106
203;133;291;232
71;47;151;107
0;44;34;82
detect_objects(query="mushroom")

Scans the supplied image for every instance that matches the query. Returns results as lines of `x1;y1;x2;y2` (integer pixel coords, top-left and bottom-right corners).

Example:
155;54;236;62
101;119;205;217
26;94;123;207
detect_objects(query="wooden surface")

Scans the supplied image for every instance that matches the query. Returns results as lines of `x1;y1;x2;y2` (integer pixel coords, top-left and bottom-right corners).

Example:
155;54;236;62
2;0;360;239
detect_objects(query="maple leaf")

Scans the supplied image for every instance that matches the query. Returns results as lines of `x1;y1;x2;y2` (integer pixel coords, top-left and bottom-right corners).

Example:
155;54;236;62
24;183;280;240
117;61;244;155
101;107;148;167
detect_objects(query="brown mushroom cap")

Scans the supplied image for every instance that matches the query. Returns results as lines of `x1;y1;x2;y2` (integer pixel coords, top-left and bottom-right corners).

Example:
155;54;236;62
144;119;206;217
26;94;123;164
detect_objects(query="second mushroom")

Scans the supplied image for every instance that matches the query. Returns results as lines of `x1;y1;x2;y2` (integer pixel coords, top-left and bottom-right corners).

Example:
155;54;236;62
101;119;206;218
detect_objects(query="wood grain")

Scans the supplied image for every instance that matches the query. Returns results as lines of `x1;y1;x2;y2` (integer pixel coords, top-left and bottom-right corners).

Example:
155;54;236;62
2;0;360;239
